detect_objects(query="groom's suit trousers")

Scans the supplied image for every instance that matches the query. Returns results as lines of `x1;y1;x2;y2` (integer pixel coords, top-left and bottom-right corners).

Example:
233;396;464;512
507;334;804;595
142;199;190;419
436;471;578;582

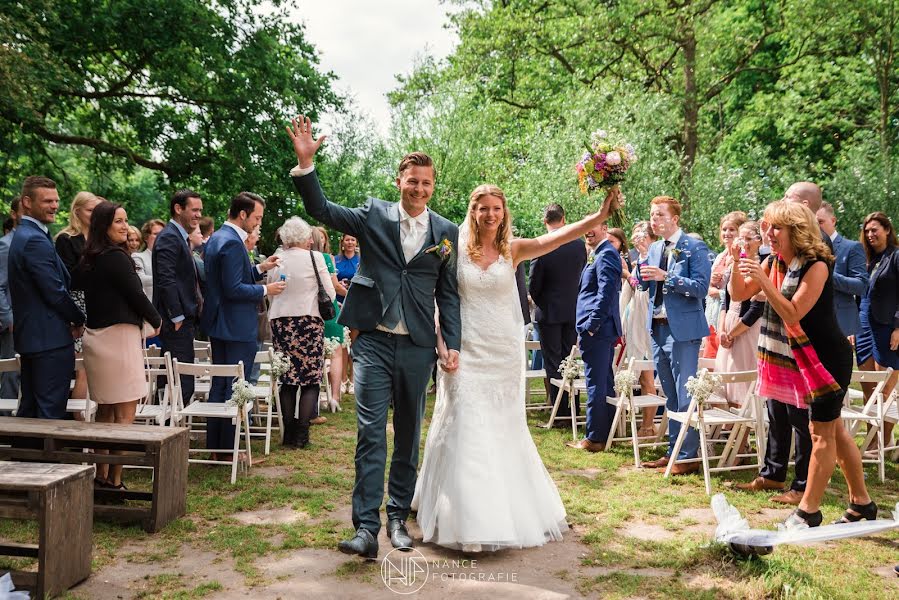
351;330;436;535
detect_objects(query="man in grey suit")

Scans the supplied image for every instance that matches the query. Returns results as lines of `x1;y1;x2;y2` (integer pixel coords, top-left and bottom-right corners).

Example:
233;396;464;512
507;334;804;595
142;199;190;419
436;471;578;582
816;202;868;337
0;196;23;400
286;116;461;559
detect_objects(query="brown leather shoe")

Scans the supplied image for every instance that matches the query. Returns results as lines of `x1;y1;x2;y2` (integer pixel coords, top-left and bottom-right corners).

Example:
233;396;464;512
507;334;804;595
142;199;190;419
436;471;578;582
565;438;605;452
735;476;785;492
641;456;670;469
666;462;701;476
770;489;803;505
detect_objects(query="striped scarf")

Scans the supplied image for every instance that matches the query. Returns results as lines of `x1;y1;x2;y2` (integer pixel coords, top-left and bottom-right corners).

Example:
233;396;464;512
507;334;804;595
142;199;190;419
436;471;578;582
757;254;843;408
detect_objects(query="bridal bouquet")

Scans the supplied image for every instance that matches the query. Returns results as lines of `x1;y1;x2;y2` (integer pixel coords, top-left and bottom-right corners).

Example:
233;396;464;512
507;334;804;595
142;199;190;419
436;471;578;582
575;129;637;227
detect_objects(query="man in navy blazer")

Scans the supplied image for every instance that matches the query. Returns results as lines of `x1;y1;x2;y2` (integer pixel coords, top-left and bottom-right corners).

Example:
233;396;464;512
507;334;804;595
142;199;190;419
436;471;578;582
9;177;85;419
153;189;204;402
200;192;285;455
529;203;588;418
636;196;710;474
817;202;868;337
568;223;622;451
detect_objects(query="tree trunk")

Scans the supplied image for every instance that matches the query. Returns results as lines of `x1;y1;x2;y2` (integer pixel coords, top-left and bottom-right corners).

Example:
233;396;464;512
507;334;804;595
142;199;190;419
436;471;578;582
680;19;699;207
876;4;896;197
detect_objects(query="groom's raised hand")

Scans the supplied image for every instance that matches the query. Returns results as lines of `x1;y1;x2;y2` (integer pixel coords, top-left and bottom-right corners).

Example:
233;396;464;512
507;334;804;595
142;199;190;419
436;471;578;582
286;115;327;169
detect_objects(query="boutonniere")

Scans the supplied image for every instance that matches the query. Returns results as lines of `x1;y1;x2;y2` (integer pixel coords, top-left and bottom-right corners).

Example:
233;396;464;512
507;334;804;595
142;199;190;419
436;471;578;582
426;238;453;261
587;252;596;265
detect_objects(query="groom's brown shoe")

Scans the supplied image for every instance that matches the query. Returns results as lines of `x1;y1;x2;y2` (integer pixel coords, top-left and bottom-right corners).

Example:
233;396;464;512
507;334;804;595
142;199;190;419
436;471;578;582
565;438;605;452
641;456;670;469
735;476;784;492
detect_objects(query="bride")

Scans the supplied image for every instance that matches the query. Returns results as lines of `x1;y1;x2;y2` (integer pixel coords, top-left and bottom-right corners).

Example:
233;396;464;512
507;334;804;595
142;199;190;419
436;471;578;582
412;183;619;552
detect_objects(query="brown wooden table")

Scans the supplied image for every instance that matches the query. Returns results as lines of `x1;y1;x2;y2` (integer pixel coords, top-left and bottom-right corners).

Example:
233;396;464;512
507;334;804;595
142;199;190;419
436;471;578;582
0;462;93;598
0;418;188;533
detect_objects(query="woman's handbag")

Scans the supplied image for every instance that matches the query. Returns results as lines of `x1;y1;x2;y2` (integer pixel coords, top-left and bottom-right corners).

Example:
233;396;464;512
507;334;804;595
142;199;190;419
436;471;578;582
310;251;337;321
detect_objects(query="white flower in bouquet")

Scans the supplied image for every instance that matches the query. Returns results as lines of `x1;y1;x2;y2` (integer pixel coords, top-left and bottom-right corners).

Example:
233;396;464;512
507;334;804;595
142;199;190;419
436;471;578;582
323;337;341;358
684;372;722;405
558;355;580;381
614;369;638;398
225;379;255;409
605;151;622;166
270;351;290;379
591;129;608;141
342;327;352;349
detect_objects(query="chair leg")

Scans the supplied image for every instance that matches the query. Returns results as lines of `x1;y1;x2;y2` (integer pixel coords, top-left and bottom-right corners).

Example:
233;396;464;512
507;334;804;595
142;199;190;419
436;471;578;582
570;389;579;441
698;422;712;495
244;408;253;466
605;398;625;450
629;404;641;468
264;398;273;455
664;420;689;478
230;414;242;485
544;384;566;428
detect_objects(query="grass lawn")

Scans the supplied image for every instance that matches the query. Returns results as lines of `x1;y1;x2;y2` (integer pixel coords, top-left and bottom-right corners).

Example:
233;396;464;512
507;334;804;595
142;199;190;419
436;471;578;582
0;388;896;599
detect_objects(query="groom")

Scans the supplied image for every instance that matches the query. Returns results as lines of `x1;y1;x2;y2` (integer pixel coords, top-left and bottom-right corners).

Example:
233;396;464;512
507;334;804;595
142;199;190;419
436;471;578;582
286;116;461;559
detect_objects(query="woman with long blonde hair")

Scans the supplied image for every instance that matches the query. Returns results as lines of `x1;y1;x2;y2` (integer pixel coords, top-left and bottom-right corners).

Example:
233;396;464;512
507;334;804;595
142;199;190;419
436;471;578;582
412;183;620;552
732;200;875;527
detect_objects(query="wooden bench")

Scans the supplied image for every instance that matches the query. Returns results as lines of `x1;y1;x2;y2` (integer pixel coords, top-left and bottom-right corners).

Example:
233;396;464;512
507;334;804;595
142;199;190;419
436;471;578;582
0;418;188;533
0;462;93;598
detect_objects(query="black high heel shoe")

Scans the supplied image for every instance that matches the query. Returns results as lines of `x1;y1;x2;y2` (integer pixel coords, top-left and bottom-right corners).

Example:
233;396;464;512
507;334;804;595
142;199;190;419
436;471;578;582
783;507;823;529
833;501;877;524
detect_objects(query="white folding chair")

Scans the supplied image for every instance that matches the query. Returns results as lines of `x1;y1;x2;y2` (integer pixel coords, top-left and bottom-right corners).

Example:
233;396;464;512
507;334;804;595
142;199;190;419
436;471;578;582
524;340;549;411
541;345;586;439
67;358;97;422
664;369;763;495
698;357;716;371
843;368;894;482
247;349;280;454
0;356;20;414
605;357;669;467
173;360;252;484
135;352;178;427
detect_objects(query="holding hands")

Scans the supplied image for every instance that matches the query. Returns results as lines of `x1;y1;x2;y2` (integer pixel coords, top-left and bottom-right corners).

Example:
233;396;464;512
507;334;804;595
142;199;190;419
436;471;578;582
286;115;327;169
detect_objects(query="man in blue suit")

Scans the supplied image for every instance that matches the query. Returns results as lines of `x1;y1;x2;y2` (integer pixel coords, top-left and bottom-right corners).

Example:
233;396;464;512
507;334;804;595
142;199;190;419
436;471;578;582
636;196;710;474
568;223;622;451
200;192;285;456
816;202;868;337
0;196;24;401
9;176;85;419
153;189;204;402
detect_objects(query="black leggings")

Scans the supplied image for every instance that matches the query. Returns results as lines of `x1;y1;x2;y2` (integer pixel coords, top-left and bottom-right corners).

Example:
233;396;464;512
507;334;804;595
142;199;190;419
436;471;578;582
280;384;320;444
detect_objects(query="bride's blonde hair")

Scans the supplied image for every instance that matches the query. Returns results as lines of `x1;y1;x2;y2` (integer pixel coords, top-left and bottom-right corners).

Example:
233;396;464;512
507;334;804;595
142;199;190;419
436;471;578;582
466;184;512;261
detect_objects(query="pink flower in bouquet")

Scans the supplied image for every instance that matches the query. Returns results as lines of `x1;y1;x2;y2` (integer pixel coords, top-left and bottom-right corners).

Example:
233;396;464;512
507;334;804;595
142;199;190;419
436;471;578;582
606;151;622;166
575;162;584;173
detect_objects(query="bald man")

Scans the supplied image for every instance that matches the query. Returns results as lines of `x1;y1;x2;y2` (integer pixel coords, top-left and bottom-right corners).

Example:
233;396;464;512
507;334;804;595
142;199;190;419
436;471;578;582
783;181;833;252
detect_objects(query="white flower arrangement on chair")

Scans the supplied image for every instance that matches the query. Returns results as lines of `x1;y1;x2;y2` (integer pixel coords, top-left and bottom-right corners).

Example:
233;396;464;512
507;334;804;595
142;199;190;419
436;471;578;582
226;379;255;409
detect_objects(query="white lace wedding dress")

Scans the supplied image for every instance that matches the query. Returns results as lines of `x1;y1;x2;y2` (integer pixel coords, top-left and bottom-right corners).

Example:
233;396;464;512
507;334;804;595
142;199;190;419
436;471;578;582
411;248;568;551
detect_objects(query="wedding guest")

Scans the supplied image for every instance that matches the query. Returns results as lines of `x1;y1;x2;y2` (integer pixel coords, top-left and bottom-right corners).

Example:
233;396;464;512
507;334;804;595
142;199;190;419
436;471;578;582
732;201;875;526
189;225;206;298
608;227;633;323
783;181;834;252
201;192;284;459
529;203;587;421
623;221;658;436
716;221;765;405
10;176;85;419
268;217;335;447
816;202;868;338
126;225;142;253
153;191;203;403
312;225;346;415
636;196;711;475
80;201;161;489
856;212;899;449
703;211;746;359
132;219;164;301
198;215;215;258
334;232;359;392
56;191;101;404
568;222;621;451
0;197;23;401
245;226;268;384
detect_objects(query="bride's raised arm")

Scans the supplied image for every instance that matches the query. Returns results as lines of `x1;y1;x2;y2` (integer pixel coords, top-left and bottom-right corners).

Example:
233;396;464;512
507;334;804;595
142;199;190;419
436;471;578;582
511;186;620;267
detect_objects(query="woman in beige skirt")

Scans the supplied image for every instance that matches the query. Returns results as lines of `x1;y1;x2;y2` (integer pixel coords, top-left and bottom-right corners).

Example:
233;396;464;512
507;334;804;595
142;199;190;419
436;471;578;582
79;201;161;489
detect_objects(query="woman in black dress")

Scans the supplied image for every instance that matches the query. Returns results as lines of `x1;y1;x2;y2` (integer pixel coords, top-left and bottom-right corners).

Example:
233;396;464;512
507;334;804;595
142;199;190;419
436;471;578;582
732;201;875;528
